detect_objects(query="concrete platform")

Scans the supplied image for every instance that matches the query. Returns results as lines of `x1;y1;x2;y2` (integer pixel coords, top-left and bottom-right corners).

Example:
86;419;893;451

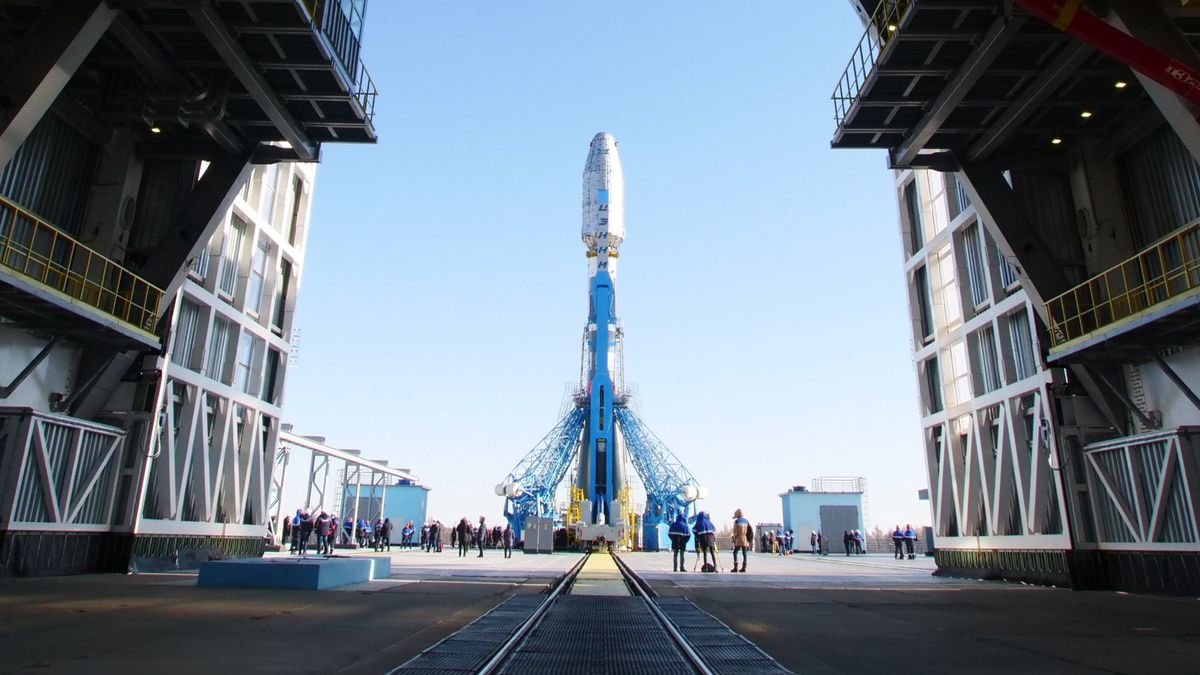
199;556;374;590
2;550;1197;673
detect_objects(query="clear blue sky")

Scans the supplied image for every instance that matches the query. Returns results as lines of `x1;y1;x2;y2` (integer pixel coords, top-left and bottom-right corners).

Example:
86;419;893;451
284;2;928;533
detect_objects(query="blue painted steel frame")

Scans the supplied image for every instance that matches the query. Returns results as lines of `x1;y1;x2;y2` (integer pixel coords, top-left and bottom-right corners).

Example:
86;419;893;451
614;406;698;540
501;406;586;539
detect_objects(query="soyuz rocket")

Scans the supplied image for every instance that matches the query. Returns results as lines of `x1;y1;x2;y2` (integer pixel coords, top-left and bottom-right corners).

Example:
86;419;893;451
576;132;627;527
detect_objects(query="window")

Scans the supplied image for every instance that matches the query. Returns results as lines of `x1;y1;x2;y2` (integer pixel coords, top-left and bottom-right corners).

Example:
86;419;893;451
262;348;282;404
171;299;200;369
218;215;247;298
943;340;972;407
288;176;304;246
914;265;934;341
246;236;269;315
188;245;210;281
946;174;971;220
924;356;943;414
971;325;1003;394
233;330;262;394
932;243;962;330
961;221;989;309
904;180;923;255
206;317;235;383
260;163;280;225
1008;310;1038;381
998;247;1020;289
272;259;292;331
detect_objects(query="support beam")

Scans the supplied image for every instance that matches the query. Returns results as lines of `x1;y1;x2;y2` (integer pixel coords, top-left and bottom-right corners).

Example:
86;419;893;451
1150;352;1200;416
1105;0;1200;165
187;6;317;161
890;14;1027;168
1094;369;1159;431
0;0;117;172
0;337;59;398
137;152;253;294
109;14;243;155
967;41;1093;163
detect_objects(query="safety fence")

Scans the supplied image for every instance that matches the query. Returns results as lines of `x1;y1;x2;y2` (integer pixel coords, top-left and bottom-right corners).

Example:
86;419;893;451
300;0;377;125
1046;219;1200;349
0;195;162;333
832;0;915;125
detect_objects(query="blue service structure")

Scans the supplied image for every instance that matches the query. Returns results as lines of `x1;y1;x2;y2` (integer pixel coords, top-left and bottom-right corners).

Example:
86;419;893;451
781;478;865;539
496;133;704;549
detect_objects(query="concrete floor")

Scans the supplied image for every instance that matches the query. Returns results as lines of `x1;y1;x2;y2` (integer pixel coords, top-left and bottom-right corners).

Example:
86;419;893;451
0;549;1196;674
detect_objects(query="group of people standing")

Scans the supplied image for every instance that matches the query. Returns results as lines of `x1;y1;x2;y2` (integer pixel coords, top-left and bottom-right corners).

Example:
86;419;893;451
283;509;420;554
891;524;919;559
667;509;754;573
450;517;515;558
842;529;866;555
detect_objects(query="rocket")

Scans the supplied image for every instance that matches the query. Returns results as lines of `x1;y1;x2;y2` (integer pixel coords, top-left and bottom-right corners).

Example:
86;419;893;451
575;132;628;526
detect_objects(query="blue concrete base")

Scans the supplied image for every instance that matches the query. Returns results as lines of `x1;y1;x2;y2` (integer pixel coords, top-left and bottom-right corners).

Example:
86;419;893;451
198;557;373;590
363;556;392;579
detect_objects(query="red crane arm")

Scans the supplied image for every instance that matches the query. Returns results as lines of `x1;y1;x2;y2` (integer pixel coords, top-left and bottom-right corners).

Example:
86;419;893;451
1014;0;1200;106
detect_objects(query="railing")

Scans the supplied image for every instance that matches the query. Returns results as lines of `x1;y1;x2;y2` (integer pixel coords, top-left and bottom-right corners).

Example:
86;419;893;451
0;196;162;333
300;0;377;124
832;0;915;125
1046;220;1200;349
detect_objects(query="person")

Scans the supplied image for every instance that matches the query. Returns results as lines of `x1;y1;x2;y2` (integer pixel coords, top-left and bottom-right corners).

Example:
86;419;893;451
843;530;852;556
290;509;303;554
383;518;395;551
775;529;784;556
327;515;339;553
456;518;471;557
892;525;905;560
818;532;829;556
429;520;442;553
903;524;917;559
730;509;752;573
692;511;717;571
810;531;818;555
502;523;514;558
784;530;794;555
314;511;330;554
476;516;487;558
420;523;429;551
853;529;865;555
402;521;414;549
668;512;690;572
760;531;769;554
297;510;313;556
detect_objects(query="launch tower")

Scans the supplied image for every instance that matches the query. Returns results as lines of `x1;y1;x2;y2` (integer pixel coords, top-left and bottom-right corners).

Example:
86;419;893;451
497;133;704;549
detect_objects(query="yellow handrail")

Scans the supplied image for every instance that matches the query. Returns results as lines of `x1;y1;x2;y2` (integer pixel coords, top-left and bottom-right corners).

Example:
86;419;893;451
0;195;163;334
1046;219;1200;349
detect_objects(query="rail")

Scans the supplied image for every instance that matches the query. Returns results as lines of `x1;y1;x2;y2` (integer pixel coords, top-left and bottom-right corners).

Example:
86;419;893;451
0;195;163;333
832;0;915;125
475;554;590;675
1046;219;1200;349
612;554;716;675
300;0;377;124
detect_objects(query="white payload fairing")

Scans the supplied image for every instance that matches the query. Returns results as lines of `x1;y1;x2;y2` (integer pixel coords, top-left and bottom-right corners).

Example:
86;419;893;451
581;132;625;280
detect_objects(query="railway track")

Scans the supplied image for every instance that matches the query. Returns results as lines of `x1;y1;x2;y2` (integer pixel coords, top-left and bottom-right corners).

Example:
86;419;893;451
389;552;790;675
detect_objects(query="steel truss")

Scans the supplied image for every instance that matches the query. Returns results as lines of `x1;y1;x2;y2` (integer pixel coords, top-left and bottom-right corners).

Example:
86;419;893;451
614;406;699;527
500;406;587;538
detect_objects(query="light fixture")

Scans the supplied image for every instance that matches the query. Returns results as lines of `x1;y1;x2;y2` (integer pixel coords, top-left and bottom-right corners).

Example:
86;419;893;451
1051;138;1063;145
1080;111;1093;119
887;24;897;32
150;126;162;134
1115;81;1127;89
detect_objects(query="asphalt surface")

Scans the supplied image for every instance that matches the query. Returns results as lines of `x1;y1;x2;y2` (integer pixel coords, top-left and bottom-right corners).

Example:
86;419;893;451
1;550;1196;674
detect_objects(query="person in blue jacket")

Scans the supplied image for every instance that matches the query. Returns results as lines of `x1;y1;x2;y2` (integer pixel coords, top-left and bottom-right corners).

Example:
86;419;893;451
692;511;717;571
668;512;690;572
903;524;917;559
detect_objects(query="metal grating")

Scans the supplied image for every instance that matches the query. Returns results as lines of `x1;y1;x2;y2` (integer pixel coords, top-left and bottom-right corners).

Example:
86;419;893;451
655;597;794;674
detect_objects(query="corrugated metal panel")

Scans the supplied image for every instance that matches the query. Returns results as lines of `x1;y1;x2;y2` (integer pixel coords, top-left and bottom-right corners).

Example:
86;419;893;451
1010;169;1084;282
0;115;100;235
1119;125;1200;247
129;158;197;251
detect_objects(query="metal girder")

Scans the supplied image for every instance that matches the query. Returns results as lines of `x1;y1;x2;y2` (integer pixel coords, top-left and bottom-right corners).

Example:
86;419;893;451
0;337;59;398
187;6;317;161
613;406;699;526
279;431;417;481
137;151;252;293
890;13;1028;168
966;40;1093;163
110;13;244;154
1105;0;1200;165
0;0;117;172
1149;352;1200;416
